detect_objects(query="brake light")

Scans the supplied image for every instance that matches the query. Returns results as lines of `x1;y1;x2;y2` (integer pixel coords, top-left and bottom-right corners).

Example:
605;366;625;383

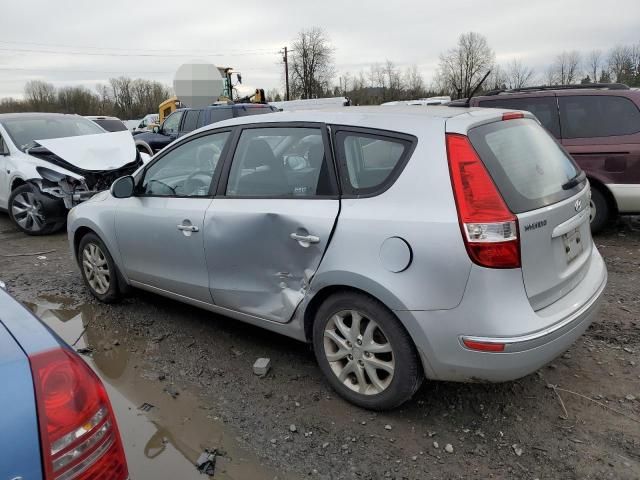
502;112;524;121
446;133;521;268
29;348;128;480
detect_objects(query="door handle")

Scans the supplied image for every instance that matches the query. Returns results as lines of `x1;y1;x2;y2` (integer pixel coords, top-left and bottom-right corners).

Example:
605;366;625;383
290;233;320;246
177;224;199;232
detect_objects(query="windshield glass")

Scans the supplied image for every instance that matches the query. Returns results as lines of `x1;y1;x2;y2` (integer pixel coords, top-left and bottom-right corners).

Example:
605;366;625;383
2;115;105;151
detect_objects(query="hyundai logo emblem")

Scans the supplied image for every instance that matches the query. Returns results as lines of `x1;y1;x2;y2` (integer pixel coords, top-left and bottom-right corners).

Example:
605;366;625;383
575;199;582;212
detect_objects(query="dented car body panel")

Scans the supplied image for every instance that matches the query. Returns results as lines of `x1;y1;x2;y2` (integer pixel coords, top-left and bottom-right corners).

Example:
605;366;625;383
204;198;339;323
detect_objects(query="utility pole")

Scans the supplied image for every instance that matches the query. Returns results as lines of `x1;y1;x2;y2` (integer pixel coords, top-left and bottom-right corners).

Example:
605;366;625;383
283;46;290;101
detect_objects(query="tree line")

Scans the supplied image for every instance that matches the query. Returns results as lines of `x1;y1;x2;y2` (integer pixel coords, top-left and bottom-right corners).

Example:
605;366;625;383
0;29;638;114
274;28;640;104
0;77;172;120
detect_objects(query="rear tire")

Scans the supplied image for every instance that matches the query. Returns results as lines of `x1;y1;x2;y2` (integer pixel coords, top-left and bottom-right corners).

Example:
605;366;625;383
8;184;65;235
589;187;611;234
312;292;423;410
78;233;121;303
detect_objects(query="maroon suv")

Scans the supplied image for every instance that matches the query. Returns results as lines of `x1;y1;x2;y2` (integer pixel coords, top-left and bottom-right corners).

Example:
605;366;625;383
468;84;640;232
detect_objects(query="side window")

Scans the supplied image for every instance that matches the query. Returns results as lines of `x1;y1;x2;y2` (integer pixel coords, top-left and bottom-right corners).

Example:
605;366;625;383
559;95;640;138
226;127;334;197
181;110;201;133
478;97;561;138
208;109;233;125
140;132;230;197
162;111;183;136
336;131;413;194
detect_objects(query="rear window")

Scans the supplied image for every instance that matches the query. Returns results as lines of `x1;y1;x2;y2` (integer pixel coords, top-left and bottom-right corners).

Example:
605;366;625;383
468;119;582;213
335;130;415;196
477;97;561;138
559;95;640;138
92;119;128;132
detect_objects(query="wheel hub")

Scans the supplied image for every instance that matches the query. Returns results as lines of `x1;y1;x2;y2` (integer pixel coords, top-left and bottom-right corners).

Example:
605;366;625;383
323;309;395;395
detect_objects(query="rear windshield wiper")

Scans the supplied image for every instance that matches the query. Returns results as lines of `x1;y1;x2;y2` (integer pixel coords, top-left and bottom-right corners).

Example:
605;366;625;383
562;170;586;190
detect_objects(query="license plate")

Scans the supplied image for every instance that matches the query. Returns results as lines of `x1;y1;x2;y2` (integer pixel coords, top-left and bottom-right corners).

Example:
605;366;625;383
563;227;583;263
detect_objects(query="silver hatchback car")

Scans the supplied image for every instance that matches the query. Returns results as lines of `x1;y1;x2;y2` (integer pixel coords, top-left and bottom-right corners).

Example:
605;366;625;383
68;106;607;410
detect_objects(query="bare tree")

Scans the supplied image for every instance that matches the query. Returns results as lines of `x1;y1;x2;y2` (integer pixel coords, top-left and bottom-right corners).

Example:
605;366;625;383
403;65;425;98
505;59;535;89
485;64;507;91
437;32;495;98
552;51;581;85
57;86;100;115
608;45;635;83
290;27;335;99
24;80;57;111
586;50;603;83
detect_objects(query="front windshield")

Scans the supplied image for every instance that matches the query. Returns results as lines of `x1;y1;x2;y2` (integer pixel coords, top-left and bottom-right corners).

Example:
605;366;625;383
1;115;105;151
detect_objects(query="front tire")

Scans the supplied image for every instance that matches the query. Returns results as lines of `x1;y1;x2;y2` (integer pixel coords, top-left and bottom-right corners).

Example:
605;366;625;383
8;184;65;235
78;233;121;303
312;292;423;410
589;187;611;234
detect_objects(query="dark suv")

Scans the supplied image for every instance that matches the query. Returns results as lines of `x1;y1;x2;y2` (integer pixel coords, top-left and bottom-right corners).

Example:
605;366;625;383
467;84;640;232
134;103;278;157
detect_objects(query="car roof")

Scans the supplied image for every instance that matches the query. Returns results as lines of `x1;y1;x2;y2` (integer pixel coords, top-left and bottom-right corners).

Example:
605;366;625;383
0;112;82;121
190;105;510;137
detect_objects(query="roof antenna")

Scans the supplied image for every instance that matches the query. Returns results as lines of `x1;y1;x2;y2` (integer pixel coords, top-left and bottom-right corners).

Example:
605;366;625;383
465;70;492;107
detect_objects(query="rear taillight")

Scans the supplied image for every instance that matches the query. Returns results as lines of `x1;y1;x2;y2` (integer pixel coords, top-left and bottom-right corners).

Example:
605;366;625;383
446;133;521;269
29;348;128;480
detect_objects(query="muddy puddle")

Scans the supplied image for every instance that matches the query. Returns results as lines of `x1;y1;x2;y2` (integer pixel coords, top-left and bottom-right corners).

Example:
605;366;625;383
27;295;293;480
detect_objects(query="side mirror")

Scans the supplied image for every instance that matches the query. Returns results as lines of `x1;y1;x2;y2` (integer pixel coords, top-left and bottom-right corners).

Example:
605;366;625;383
152;125;160;134
111;176;135;199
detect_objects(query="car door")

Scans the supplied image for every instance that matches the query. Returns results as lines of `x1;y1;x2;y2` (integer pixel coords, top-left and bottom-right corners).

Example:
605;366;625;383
154;110;184;150
204;123;340;323
558;94;640;201
114;129;232;302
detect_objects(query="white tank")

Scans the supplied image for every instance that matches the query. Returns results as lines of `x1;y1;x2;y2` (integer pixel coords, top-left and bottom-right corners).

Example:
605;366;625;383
173;62;224;108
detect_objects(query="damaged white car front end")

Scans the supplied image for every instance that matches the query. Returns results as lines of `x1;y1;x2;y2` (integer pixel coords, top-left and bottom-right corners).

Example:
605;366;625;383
27;131;147;209
0;114;149;235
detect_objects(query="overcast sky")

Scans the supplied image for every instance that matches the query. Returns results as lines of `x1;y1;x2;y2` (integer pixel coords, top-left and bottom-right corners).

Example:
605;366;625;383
0;0;638;98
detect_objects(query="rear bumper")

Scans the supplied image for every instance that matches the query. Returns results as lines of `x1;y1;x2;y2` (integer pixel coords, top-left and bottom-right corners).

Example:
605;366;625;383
396;247;607;382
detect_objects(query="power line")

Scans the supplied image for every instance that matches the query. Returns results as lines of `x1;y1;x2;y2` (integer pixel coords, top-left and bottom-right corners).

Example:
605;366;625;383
0;46;280;58
0;39;278;55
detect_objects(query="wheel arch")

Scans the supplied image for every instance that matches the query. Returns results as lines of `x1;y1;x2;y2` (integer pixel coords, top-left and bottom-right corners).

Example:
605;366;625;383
134;139;154;156
587;177;618;214
73;224;130;293
301;273;408;343
10;176;26;192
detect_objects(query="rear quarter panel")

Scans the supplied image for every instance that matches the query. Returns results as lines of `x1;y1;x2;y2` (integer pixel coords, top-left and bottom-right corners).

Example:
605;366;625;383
313;116;472;311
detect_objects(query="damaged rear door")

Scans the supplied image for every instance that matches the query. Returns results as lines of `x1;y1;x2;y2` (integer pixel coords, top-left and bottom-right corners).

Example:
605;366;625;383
204;123;339;323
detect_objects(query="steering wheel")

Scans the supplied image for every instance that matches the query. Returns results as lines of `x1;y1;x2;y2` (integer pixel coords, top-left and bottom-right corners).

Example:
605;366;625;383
147;179;177;195
182;170;213;195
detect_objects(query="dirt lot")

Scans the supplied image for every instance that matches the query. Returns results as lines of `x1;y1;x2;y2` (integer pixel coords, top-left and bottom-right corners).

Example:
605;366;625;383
1;213;639;480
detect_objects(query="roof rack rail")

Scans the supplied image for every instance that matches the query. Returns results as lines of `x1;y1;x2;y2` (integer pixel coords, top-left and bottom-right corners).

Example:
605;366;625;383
484;83;630;96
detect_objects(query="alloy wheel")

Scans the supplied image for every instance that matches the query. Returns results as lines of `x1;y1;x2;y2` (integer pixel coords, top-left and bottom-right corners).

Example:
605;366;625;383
11;191;45;232
82;243;111;295
323;310;395;395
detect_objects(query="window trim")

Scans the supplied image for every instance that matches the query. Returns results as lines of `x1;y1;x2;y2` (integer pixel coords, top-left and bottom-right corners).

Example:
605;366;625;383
134;127;236;199
331;125;417;198
215;121;340;200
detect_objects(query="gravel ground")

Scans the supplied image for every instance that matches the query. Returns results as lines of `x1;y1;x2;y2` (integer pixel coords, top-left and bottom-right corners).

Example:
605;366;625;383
1;213;639;480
